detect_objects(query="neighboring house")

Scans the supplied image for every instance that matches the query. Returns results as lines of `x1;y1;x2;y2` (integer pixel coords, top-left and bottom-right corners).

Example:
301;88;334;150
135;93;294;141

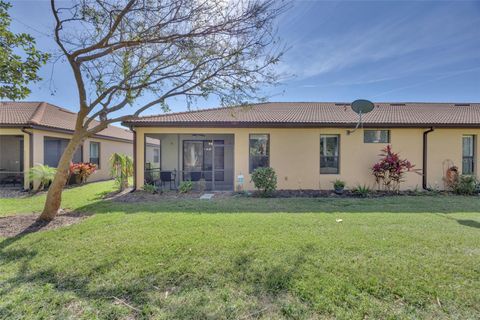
123;102;480;191
0;101;133;189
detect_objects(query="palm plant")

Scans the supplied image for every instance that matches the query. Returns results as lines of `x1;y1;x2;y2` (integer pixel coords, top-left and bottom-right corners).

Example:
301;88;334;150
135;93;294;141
109;153;133;191
28;164;57;192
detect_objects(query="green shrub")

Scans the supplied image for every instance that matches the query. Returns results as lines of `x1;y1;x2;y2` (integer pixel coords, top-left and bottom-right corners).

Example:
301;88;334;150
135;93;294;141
142;183;158;194
251;167;277;196
453;175;478;195
352;184;372;197
332;179;346;190
178;180;194;193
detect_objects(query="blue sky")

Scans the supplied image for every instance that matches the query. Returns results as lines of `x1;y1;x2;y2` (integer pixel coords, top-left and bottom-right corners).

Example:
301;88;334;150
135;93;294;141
8;0;480;118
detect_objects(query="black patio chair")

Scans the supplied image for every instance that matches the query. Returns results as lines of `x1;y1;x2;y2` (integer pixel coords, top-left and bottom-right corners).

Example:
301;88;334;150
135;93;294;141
190;171;202;182
0;174;22;187
160;171;175;190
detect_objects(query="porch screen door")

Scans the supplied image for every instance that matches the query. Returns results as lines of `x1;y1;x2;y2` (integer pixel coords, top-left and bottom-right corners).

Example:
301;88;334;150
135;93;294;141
183;141;203;180
203;140;225;183
182;140;225;184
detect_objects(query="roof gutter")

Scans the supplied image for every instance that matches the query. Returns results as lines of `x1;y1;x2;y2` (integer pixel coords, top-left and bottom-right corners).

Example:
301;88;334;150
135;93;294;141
122;121;480;129
1;124;133;143
422;127;435;190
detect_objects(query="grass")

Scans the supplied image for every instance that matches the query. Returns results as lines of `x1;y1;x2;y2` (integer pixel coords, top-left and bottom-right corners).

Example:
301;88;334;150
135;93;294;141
0;181;114;216
0;181;479;319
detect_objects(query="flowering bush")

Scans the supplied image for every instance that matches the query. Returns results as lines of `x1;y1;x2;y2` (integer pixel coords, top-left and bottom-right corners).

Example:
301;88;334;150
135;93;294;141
372;145;418;192
69;162;97;184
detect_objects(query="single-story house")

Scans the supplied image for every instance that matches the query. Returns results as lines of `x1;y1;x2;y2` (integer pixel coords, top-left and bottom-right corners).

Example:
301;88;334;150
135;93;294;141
0;101;133;189
123;102;480;192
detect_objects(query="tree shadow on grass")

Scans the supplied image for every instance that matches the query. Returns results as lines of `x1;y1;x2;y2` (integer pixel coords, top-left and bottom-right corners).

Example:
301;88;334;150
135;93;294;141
0;229;163;318
433;213;480;229
0;233;314;319
455;219;480;229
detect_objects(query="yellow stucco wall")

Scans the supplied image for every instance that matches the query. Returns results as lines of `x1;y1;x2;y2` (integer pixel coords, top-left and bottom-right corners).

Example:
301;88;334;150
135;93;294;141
1;128;132;189
134;127;480;191
427;129;480;189
31;129;133;182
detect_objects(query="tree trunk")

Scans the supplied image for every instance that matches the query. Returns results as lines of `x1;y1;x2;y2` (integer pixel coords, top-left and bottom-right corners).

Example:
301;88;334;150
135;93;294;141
37;133;85;222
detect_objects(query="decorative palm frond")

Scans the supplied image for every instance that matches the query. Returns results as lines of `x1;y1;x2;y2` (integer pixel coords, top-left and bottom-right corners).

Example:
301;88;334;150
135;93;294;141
28;164;57;192
109;153;134;191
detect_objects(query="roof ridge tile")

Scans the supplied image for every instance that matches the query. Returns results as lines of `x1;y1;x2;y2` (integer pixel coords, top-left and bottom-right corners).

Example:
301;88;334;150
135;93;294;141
29;102;47;125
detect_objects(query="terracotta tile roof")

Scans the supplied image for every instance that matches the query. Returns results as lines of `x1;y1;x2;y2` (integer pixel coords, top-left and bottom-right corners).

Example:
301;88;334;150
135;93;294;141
123;102;480;128
0;101;133;141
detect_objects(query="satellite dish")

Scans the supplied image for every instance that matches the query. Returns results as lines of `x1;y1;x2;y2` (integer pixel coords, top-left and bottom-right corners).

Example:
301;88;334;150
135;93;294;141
347;99;375;135
351;99;374;114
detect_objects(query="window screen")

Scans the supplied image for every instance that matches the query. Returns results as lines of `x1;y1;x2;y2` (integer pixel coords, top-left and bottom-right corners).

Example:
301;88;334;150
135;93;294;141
364;130;390;143
320;135;340;174
89;142;100;167
462;135;475;175
44;137;82;167
249;134;269;173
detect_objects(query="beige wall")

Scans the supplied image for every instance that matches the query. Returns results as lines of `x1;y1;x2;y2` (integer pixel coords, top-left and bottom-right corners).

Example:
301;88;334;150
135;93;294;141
30;129;133;183
0;128;31;189
86;136;133;181
134;127;480;191
427;129;480;189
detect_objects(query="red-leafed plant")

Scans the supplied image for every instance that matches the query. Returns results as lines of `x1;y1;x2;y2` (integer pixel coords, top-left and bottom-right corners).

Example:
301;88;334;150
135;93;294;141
69;162;97;184
372;145;418;192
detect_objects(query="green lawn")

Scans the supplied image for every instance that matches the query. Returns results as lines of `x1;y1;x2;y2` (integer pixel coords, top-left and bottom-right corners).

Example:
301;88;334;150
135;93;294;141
0;182;479;319
0;181;115;216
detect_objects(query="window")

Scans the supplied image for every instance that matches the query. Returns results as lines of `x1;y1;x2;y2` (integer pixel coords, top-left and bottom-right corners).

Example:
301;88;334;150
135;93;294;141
364;130;390;143
44;137;82;167
144;136;161;171
249;134;269;173
462;135;475;175
320;135;340;174
89;142;100;167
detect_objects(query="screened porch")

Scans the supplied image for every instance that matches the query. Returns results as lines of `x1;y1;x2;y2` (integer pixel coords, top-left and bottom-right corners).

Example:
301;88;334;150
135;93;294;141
144;134;234;191
0;135;25;188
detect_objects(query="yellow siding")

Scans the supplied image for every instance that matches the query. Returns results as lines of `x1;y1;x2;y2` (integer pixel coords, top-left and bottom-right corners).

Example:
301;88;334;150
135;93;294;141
135;127;480;191
85;137;133;181
31;129;133;182
427;129;480;189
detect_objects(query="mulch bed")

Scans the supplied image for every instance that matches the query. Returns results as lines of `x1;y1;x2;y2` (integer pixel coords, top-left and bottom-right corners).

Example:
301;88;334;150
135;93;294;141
112;190;233;203
0;211;91;238
110;189;456;203
246;189;450;198
0;189;29;199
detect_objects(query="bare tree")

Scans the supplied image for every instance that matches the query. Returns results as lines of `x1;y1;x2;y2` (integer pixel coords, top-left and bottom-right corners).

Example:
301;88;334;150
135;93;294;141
38;0;286;221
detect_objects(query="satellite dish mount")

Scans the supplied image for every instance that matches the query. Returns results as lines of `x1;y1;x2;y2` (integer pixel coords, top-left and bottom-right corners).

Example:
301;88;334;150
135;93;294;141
347;99;375;135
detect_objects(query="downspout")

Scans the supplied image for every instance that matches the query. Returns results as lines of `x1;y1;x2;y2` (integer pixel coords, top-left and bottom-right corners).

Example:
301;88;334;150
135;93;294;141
130;126;137;192
422;127;435;190
21;128;34;190
20;128;33;168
